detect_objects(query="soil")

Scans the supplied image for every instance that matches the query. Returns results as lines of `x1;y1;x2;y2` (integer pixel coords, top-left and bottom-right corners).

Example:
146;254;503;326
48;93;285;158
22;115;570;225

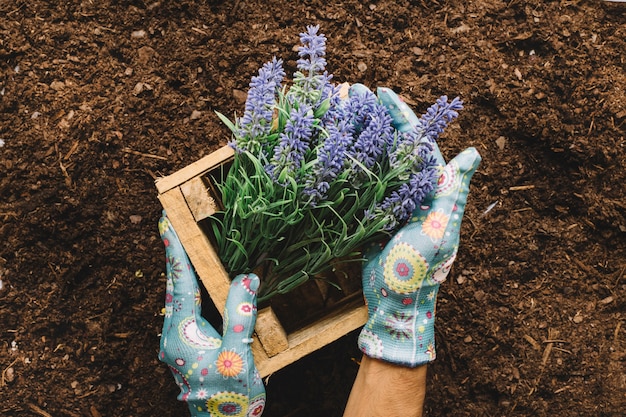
1;0;625;416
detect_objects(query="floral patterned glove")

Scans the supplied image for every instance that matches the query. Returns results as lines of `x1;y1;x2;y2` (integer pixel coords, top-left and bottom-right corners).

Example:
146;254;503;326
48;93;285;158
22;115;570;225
357;87;481;367
158;213;265;416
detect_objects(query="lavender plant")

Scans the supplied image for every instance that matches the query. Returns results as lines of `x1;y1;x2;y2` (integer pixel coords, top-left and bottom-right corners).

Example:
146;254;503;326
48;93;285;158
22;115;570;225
213;25;462;300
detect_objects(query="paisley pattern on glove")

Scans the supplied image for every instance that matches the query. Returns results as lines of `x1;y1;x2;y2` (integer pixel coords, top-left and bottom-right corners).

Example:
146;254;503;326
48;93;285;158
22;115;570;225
433;159;460;197
178;317;222;349
206;391;248;416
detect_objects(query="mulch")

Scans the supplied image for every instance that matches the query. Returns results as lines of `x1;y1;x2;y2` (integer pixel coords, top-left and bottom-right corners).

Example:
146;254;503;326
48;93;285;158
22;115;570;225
1;1;624;416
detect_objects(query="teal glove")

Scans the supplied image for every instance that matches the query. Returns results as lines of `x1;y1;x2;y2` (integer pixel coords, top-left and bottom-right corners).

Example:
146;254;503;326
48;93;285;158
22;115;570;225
357;87;481;367
158;213;265;417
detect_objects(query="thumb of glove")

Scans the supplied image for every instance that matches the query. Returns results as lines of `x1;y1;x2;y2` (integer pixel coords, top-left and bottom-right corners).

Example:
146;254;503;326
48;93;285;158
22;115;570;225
221;274;260;349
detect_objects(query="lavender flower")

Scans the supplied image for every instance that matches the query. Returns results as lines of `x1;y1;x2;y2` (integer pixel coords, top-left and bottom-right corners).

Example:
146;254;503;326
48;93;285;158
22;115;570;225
320;81;344;124
348;104;394;170
343;88;379;137
388;96;462;169
418;95;463;143
389;130;426;172
267;104;315;182
290;25;332;107
371;134;438;230
297;25;327;75
375;167;438;231
303;119;354;203
215;26;466;299
233;57;285;154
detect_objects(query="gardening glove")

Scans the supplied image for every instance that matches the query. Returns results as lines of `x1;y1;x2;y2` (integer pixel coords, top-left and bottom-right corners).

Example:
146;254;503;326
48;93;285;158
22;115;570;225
158;212;265;417
357;87;481;367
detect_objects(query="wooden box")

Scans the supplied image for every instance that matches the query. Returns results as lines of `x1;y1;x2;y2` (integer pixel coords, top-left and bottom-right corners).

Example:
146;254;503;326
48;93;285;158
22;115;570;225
155;145;367;377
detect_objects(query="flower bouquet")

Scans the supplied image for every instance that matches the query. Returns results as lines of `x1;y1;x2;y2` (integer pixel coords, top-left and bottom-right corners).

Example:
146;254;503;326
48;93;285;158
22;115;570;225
211;25;462;301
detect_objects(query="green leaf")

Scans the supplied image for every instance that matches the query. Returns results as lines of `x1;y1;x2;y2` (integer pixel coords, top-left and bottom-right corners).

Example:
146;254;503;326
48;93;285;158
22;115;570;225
313;98;331;118
215;111;238;134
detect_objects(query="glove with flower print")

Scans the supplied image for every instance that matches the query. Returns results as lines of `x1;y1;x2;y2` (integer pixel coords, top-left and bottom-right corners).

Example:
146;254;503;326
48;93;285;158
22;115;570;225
357;87;482;367
158;213;265;417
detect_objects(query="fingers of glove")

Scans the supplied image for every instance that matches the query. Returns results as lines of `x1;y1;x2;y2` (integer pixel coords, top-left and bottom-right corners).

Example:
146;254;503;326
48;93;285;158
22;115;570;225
429;147;481;217
159;212;221;340
348;82;373;98
380;148;480;274
220;274;260;349
376;87;445;165
376;87;418;133
413;148;481;255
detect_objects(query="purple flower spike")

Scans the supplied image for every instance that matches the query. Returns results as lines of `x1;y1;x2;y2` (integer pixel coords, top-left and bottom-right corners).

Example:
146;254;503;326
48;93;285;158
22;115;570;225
267;104;315;182
349;104;394;170
303;119;353;203
232;57;285;154
419;96;463;143
297;25;327;75
343;89;379;136
377;167;438;230
290;25;334;107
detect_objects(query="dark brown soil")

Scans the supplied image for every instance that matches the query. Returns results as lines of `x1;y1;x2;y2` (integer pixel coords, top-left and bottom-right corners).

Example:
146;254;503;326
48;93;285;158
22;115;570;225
1;1;625;416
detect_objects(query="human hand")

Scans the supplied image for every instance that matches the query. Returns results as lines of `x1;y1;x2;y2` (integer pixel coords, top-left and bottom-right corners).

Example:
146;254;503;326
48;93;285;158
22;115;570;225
357;87;481;367
158;213;265;416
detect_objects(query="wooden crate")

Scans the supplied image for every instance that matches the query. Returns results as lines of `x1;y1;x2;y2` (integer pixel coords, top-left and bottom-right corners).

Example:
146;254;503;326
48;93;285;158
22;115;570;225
155;145;367;377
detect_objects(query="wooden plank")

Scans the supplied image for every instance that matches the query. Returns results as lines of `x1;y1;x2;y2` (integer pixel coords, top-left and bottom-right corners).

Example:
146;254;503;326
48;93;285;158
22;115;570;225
254;302;368;377
287;300;367;349
180;176;219;221
255;307;289;357
158;186;231;313
155;145;234;194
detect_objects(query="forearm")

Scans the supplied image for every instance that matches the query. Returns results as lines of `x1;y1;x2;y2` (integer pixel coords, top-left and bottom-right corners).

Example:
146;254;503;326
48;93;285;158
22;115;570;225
343;355;427;417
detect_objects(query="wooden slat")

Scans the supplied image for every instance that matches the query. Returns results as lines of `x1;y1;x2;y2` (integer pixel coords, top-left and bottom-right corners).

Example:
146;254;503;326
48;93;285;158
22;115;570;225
155;145;234;194
255;307;289;357
180;176;219;221
158;186;231;313
287;300;367;350
254;302;368;377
